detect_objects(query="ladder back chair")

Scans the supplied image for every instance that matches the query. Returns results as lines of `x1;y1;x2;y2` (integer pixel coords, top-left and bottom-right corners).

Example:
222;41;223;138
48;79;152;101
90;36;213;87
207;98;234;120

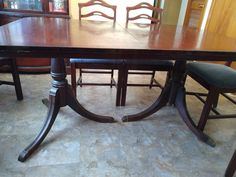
78;0;116;21
120;2;173;106
126;2;163;24
186;61;236;109
70;0;121;99
0;57;23;100
179;61;236;145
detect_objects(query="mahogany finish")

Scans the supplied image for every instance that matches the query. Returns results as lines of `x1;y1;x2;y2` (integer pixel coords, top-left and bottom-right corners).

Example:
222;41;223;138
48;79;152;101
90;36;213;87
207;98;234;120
0;0;70;73
0;14;19;26
78;0;116;21
0;18;235;59
126;2;163;24
0;17;236;161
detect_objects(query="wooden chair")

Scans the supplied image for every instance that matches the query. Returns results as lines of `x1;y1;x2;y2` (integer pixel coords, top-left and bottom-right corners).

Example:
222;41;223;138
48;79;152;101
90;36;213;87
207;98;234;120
78;0;116;21
126;2;163;24
0;57;23;100
120;2;173;106
70;0;119;96
183;61;236;134
225;150;236;177
186;61;235;109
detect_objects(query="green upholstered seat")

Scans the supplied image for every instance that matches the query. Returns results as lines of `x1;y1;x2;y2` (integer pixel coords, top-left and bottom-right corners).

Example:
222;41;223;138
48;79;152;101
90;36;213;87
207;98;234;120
187;62;236;89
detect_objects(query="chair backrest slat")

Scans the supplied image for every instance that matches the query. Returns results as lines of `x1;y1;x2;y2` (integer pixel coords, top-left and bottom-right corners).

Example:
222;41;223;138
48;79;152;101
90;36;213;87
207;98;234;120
126;2;163;24
78;0;116;22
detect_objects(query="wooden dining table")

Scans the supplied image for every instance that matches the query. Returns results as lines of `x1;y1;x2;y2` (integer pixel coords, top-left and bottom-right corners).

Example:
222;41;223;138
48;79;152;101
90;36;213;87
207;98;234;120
0;17;236;162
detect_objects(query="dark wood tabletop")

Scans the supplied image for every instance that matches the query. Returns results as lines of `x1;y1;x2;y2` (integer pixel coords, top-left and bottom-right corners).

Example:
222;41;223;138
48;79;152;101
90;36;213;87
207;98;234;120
0;17;236;60
1;17;236;162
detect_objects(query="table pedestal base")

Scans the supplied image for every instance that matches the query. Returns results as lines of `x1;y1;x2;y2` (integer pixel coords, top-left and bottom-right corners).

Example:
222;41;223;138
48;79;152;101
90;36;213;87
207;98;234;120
122;61;216;147
18;58;115;162
175;86;215;147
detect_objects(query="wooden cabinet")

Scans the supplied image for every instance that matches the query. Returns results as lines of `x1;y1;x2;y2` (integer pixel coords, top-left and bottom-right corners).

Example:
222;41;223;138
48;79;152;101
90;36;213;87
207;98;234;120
0;0;69;18
0;0;69;73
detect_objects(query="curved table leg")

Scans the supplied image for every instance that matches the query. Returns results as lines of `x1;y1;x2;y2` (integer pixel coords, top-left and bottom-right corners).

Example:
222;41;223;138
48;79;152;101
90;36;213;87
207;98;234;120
122;60;215;147
40;87;115;122
19;58;115;162
175;86;216;147
18;88;60;162
122;61;181;122
67;85;115;123
122;80;171;122
49;58;114;123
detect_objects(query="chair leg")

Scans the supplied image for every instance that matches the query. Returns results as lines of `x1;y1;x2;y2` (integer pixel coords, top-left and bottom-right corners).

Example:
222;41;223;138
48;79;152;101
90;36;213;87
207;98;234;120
121;67;128;106
11;58;23;100
197;89;219;131
111;69;114;88
70;63;77;97
116;68;123;106
212;93;220;108
225;150;236;177
79;68;82;87
182;72;187;84
164;71;172;90
149;70;155;89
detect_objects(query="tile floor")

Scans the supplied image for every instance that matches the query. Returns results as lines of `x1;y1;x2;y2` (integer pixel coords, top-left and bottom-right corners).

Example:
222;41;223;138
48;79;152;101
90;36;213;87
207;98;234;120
0;72;235;177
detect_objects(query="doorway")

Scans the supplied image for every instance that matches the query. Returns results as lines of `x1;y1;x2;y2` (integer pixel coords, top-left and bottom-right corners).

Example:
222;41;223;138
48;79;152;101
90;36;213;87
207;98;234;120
184;0;208;28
